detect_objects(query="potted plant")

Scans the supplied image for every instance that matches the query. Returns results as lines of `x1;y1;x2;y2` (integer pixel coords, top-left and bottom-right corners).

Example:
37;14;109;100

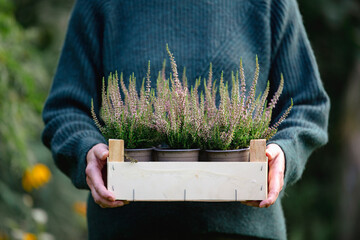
93;46;292;163
198;57;293;161
153;46;202;161
91;63;160;162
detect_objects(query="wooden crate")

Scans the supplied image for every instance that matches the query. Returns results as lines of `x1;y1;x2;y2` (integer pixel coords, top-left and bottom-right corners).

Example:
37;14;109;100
107;139;268;201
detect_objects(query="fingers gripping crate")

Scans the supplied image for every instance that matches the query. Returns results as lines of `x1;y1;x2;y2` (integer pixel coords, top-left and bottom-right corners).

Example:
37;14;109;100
107;139;268;201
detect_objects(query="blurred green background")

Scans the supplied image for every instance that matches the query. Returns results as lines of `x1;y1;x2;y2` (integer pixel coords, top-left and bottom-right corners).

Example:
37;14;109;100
0;0;359;239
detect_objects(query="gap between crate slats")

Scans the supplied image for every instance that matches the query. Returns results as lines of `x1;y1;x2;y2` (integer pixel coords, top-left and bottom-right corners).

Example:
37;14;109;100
107;161;267;201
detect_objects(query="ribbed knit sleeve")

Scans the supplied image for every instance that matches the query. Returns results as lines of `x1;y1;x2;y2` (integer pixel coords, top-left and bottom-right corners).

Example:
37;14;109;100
267;0;330;189
42;0;107;189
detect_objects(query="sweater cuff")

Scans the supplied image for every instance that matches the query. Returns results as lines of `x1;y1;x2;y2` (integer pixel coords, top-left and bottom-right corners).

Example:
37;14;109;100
72;134;107;190
267;138;301;190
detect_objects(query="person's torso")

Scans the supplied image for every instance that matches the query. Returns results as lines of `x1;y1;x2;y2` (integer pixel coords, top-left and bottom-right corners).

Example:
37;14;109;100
100;0;271;94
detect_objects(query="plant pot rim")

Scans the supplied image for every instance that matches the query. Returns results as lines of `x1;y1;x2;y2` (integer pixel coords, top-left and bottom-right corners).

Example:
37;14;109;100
125;147;154;151
205;147;250;153
154;148;200;152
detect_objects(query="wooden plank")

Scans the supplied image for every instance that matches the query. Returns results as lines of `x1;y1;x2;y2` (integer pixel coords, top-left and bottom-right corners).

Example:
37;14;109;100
250;139;266;162
107;162;267;201
108;139;124;162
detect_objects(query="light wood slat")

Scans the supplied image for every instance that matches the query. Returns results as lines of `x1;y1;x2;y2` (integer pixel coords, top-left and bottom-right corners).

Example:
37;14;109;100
107;162;267;201
250;139;267;162
108;139;124;162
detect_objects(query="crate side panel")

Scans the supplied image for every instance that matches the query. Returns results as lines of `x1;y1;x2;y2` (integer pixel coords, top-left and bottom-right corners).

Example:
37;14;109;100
107;162;267;201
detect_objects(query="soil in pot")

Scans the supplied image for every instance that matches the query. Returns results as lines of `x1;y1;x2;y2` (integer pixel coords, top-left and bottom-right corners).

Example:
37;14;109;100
154;148;200;162
124;148;154;162
205;148;250;162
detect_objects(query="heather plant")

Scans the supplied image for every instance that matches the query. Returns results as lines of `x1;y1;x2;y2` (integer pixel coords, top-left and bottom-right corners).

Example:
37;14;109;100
92;47;292;150
200;57;293;150
91;63;160;149
153;46;202;149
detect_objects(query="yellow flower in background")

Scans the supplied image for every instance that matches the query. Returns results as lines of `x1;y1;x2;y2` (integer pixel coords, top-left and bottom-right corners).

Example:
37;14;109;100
22;164;51;192
22;169;33;192
23;233;37;240
31;164;51;189
73;201;87;217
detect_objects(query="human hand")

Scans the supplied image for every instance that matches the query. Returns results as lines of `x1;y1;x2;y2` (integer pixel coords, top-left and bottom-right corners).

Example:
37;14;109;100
241;143;285;208
86;143;128;208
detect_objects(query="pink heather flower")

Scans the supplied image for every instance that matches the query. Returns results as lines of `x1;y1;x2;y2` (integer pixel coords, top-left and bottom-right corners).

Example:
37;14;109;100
244;60;259;116
271;99;293;129
239;59;246;106
267;74;284;110
254;81;270;122
166;45;183;97
145;61;151;104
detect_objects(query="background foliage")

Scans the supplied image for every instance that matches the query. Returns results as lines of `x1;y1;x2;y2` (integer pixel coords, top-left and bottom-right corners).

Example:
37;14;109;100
0;0;87;239
0;0;359;239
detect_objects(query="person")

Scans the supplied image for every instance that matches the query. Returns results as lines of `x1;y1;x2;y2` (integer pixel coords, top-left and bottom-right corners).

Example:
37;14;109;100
42;0;330;239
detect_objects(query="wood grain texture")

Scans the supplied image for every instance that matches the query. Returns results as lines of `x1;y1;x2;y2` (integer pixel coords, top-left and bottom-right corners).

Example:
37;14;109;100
250;139;267;162
107;162;267;201
108;139;124;162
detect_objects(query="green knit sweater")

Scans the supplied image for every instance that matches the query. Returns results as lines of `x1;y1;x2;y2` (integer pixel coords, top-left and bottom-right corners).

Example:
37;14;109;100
42;0;330;239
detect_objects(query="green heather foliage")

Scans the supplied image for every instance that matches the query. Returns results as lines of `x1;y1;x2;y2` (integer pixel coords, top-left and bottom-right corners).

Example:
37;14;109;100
94;46;292;150
91;63;161;149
